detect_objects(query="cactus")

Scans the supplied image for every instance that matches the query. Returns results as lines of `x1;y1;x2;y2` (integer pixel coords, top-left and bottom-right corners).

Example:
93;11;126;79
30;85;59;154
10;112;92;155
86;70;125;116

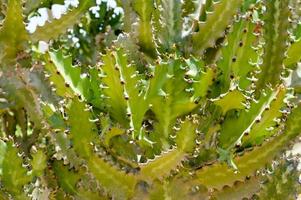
0;0;301;199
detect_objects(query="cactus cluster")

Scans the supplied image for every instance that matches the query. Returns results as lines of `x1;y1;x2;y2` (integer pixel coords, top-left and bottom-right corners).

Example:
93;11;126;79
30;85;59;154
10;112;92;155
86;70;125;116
1;0;301;199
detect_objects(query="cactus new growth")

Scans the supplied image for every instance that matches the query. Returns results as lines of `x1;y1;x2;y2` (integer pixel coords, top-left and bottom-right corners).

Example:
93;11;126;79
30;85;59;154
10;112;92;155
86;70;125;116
1;0;301;199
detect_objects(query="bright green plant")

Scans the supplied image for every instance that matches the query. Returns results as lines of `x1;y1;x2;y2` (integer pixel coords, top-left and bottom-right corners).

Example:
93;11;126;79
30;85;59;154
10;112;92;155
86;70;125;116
1;0;301;199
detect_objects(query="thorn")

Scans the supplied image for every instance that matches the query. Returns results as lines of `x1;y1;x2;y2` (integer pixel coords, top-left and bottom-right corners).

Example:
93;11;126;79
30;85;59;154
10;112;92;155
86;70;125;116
235;143;241;148
232;57;237;62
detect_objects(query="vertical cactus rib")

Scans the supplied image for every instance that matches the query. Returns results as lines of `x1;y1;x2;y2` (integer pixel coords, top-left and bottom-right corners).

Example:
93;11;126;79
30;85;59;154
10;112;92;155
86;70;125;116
256;0;290;90
217;20;246;92
217;15;258;91
67;98;96;159
0;0;28;65
101;52;128;126
132;0;157;57
102;49;149;136
191;0;243;55
115;49;149;138
156;0;182;50
232;20;258;89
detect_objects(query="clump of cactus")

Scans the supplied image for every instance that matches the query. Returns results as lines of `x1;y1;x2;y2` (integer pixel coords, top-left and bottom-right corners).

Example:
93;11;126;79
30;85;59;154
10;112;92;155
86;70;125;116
0;0;301;199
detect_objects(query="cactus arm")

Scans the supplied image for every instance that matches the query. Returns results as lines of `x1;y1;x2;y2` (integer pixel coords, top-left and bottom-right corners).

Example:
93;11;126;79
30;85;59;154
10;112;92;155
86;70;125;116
0;0;28;65
115;49;149;137
176;118;198;153
67;98;97;159
0;140;31;198
139;119;197;181
44;55;74;98
146;62;171;100
232;21;258;89
88;68;103;108
140;149;185;182
147;179;196;200
157;0;182;50
192;68;215;100
185;57;215;100
150;60;198;141
191;0;243;55
87;155;137;200
243;86;286;145
219;87;281;149
53;161;106;199
210;177;261;200
218;18;258;91
284;39;301;67
0;73;45;128
101;52;128;126
67;99;137;199
217;20;245;91
31;150;47;177
48;50;102;108
52;160;83;195
119;0;134;32
49;50;89;99
256;0;290;90
132;0;157;57
30;0;94;42
196;105;301;190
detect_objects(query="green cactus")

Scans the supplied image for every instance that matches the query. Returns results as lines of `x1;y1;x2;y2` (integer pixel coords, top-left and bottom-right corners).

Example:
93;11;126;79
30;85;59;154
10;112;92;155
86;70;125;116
0;0;301;199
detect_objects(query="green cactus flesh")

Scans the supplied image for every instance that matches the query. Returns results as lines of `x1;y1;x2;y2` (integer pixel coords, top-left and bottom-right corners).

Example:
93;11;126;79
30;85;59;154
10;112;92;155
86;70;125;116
0;0;300;199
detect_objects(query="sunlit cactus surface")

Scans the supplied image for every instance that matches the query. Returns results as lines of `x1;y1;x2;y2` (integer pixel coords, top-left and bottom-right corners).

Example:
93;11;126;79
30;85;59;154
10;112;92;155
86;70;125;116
0;0;301;199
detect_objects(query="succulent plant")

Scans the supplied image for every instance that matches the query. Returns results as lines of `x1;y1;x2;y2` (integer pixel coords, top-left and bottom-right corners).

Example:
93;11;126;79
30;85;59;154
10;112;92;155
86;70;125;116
0;0;301;199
